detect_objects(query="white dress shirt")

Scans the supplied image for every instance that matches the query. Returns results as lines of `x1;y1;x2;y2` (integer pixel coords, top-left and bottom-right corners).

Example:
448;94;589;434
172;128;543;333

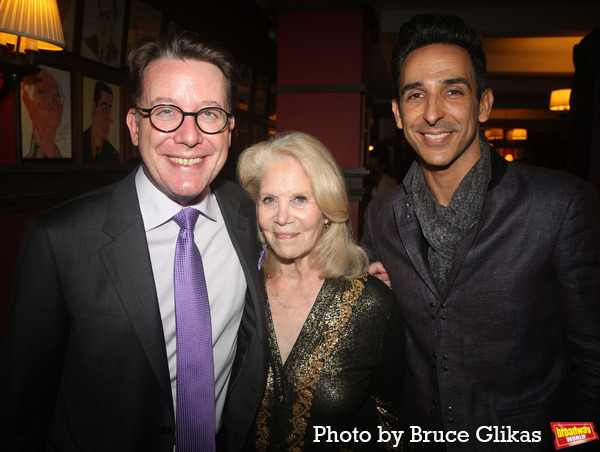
135;167;246;433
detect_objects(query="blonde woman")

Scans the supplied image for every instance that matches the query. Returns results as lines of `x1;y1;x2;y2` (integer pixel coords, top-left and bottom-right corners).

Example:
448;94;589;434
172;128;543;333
237;131;404;451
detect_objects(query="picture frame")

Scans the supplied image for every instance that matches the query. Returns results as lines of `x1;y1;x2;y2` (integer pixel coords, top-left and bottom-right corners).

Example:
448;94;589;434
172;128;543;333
126;0;163;58
20;65;73;159
57;0;76;53
82;76;121;162
80;0;126;68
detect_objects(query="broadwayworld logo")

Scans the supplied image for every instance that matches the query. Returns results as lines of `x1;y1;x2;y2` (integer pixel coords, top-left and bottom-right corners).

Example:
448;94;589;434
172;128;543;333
551;422;598;449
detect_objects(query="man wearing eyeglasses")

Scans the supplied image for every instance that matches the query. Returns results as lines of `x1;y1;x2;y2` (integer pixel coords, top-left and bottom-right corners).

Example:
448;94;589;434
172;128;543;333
0;32;267;452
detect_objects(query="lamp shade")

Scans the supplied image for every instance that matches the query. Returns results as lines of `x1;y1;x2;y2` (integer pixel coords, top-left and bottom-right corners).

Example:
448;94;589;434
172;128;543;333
506;129;527;141
549;89;571;111
484;128;504;140
0;0;65;52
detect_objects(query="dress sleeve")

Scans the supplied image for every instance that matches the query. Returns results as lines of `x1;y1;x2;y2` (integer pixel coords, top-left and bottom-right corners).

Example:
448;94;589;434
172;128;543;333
369;284;405;447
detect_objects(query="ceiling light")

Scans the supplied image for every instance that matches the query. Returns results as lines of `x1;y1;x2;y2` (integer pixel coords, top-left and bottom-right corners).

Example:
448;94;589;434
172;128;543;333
549;89;571;111
484;128;504;140
506;129;527;141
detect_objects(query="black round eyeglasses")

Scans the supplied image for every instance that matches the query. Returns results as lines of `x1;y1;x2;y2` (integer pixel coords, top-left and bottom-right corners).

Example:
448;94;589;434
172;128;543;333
135;104;233;134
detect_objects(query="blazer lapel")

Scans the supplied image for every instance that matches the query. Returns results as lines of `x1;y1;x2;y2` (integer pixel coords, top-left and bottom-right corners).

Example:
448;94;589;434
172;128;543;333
393;189;441;300
98;171;173;411
393;161;440;300
213;179;265;338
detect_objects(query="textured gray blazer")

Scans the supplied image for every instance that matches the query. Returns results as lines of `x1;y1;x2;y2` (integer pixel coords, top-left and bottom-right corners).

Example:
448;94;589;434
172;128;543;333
0;168;267;452
362;148;600;451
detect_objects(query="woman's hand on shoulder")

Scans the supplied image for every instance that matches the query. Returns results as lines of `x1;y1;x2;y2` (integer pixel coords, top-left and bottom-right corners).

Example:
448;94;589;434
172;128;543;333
368;261;391;289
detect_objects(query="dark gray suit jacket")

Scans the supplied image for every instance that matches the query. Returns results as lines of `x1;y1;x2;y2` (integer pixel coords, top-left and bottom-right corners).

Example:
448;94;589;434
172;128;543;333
362;149;600;451
0;168;267;451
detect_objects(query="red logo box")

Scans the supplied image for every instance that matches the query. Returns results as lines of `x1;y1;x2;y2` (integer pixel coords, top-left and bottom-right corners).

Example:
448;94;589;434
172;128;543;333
551;422;598;449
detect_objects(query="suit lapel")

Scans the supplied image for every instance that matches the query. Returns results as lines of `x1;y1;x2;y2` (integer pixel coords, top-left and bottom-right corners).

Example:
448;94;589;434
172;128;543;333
98;171;173;411
213;179;265;338
393;191;441;300
394;159;493;301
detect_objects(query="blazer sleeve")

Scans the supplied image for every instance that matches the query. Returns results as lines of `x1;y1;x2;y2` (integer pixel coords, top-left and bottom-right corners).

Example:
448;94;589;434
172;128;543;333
552;180;600;423
0;215;69;451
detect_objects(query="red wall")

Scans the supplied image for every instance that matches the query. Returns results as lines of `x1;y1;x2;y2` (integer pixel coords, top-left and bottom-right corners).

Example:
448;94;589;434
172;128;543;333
0;211;38;336
277;10;365;86
0;88;16;164
275;8;371;234
276;9;368;167
276;92;363;167
0;86;19;335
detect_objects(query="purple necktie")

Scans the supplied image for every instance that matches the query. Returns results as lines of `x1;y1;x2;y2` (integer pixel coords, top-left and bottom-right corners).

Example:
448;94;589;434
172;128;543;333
173;208;215;451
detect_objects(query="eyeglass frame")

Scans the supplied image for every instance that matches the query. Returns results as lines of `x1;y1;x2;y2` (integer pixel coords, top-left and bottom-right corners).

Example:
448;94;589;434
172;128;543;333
135;104;234;134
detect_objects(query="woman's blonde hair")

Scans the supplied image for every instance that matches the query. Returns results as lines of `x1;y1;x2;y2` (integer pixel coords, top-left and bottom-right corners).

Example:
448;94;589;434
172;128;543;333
237;131;368;279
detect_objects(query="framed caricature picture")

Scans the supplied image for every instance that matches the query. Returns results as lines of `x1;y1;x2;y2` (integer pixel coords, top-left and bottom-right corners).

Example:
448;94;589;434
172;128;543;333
80;0;126;68
126;0;163;57
20;65;72;159
82;77;121;162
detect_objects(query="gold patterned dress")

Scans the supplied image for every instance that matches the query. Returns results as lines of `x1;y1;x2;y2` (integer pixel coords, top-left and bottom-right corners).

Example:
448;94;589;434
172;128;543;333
248;273;404;451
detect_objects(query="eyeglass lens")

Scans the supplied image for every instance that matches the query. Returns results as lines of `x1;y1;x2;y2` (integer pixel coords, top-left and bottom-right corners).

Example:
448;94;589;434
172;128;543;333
148;105;229;133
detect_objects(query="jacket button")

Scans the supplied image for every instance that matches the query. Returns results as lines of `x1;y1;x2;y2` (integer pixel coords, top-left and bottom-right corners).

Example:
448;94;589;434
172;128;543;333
431;314;436;319
443;365;448;371
441;315;447;320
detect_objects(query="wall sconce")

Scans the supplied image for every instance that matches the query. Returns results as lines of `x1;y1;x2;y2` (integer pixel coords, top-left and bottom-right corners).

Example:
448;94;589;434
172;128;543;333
506;129;527;141
0;0;65;101
484;128;504;141
549;89;571;111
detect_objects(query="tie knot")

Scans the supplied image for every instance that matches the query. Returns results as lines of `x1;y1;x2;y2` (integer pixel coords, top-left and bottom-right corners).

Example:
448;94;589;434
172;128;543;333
173;208;200;231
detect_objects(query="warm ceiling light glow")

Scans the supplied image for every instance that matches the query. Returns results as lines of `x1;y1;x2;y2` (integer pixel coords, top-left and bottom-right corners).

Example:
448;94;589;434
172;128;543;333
549;89;571;111
368;145;374;151
504;153;514;162
0;0;65;53
506;129;527;141
484;128;504;140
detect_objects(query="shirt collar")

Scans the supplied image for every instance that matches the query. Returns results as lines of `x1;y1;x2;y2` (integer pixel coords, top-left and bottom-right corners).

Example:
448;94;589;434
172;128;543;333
135;166;217;232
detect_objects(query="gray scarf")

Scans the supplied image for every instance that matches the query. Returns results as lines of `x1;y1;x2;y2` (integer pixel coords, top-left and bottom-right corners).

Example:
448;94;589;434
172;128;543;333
412;136;491;291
